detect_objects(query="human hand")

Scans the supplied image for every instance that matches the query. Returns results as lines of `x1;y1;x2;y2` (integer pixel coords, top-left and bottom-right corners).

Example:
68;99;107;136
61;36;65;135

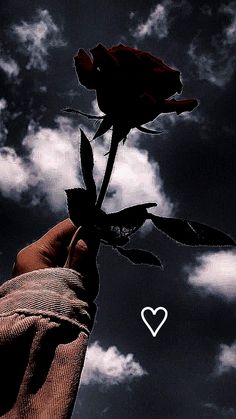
12;219;99;298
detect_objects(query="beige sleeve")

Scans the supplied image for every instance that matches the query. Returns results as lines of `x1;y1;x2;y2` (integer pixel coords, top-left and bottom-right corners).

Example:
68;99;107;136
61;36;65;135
0;268;96;419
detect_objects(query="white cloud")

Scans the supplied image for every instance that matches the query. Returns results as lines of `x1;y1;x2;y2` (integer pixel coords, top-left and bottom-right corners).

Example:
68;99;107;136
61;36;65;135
216;341;236;374
0;98;9;144
220;1;236;45
22;117;81;210
0;115;173;217
12;9;66;70
189;2;236;87
90;99;173;214
203;402;236;417
80;341;147;386
0;147;29;199
186;250;236;300
94;131;173;215
131;0;190;40
0;98;7;112
132;2;170;40
129;11;136;20
139;104;202;139
151;107;202;130
188;41;236;87
0;55;19;78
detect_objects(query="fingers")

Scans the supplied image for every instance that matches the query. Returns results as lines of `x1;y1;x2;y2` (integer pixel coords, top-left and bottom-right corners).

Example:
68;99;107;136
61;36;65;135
38;218;77;250
67;235;99;272
12;219;100;286
11;237;100;300
11;243;53;277
12;219;77;277
38;219;100;269
69;238;100;299
34;219;77;267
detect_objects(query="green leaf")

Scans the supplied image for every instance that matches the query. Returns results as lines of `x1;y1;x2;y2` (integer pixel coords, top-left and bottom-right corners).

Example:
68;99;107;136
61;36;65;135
149;214;236;246
80;129;97;204
116;247;163;267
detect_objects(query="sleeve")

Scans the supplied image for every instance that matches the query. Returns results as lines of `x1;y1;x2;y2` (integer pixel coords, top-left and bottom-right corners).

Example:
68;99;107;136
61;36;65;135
0;267;97;419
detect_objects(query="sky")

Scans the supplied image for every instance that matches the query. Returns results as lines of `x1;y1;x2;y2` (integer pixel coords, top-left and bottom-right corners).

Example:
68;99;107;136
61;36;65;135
0;0;236;418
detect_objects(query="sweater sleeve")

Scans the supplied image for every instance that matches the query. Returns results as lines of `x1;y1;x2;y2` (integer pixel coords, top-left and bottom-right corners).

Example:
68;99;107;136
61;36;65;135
0;267;96;419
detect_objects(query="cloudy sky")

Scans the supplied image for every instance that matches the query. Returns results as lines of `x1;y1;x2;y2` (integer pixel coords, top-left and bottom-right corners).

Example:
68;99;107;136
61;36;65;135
1;0;236;418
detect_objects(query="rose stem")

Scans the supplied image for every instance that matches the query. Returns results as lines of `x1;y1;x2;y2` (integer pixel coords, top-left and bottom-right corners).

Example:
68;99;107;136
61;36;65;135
65;129;119;268
64;226;82;268
95;129;119;209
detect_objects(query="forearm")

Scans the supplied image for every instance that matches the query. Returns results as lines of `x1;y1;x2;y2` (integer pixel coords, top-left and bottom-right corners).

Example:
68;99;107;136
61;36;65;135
0;268;96;419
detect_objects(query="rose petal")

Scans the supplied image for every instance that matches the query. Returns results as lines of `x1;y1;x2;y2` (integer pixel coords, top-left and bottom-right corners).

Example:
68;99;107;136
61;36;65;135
125;93;160;128
91;44;119;72
151;69;182;98
74;49;97;89
74;44;198;129
161;99;198;114
108;45;182;97
109;45;142;69
109;45;165;69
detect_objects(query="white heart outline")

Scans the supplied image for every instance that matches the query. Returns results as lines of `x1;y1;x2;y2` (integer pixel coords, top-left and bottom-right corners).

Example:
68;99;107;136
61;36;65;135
141;306;168;337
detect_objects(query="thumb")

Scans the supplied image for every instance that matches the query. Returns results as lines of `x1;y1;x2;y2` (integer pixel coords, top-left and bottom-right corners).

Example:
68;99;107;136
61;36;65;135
64;228;100;300
66;237;98;272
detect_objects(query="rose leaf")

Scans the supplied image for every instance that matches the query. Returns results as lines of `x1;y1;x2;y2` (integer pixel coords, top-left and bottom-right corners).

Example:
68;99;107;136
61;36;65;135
80;129;97;204
106;203;157;228
137;126;163;135
116;246;163;267
149;214;236;246
65;188;95;227
63;108;104;119
93;115;113;139
96;203;157;245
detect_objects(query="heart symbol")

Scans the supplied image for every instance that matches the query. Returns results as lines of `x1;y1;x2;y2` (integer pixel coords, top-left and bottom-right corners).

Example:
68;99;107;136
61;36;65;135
141;306;168;337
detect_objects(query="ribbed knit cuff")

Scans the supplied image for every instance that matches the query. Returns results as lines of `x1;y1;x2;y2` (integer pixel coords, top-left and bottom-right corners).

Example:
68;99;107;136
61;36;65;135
0;268;96;335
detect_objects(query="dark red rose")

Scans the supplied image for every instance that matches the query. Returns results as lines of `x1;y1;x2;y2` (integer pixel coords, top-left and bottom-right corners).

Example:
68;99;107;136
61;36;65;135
74;44;198;133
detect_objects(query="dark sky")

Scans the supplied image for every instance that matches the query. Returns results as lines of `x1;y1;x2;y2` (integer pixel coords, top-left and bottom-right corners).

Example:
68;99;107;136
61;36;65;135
1;1;236;418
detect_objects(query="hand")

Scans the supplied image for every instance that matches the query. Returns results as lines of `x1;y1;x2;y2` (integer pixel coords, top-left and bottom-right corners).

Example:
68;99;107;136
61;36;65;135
12;219;99;298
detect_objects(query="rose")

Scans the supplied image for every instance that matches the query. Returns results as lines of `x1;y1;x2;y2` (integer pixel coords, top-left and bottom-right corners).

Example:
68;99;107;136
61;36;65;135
73;44;199;208
74;43;198;134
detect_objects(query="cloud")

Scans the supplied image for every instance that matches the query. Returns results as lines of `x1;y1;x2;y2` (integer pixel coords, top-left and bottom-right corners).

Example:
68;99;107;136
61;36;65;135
0;115;173;217
12;9;66;70
80;341;147;386
132;1;170;40
0;55;19;79
185;250;236;300
90;99;174;214
188;2;236;87
131;0;190;40
0;99;7;112
151;107;202;130
200;4;213;16
94;131;173;215
140;105;203;139
22;117;80;210
220;1;236;45
203;402;236;417
216;341;236;374
188;42;236;87
0;147;29;199
0;98;9;144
